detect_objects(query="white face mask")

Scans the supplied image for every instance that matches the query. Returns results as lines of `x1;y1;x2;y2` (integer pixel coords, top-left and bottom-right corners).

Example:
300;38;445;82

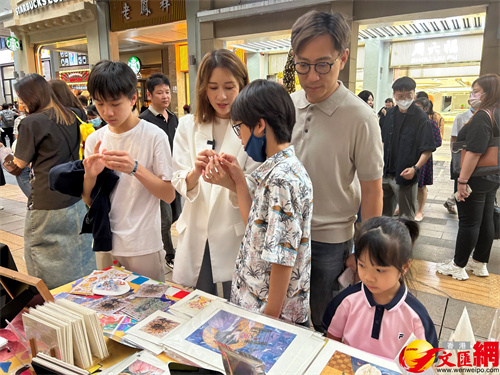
396;99;413;111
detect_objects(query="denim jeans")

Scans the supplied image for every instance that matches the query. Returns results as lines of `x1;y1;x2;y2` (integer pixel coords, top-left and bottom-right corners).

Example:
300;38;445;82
15;166;31;199
454;177;499;267
310;239;353;333
24;199;96;289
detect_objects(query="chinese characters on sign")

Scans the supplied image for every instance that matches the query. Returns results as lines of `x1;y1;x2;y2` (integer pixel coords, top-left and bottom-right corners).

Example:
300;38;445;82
160;0;170;11
437;341;499;369
140;0;151;16
122;3;130;20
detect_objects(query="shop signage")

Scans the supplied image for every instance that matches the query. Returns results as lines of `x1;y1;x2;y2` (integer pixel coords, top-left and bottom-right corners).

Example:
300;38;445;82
15;0;69;16
128;57;141;74
110;0;185;32
390;34;483;67
6;37;20;51
59;69;90;84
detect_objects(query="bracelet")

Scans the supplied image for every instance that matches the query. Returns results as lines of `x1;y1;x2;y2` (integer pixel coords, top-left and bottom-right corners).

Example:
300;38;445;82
457;178;468;185
129;160;138;177
412;165;420;172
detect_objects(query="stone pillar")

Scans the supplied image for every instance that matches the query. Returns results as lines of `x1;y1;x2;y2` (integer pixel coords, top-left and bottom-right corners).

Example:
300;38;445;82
480;1;500;75
186;0;200;110
330;1;357;91
16;33;36;74
364;40;392;111
161;45;179;116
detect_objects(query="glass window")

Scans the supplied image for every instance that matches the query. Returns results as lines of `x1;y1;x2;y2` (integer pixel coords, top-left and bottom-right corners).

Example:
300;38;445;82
2;66;14;79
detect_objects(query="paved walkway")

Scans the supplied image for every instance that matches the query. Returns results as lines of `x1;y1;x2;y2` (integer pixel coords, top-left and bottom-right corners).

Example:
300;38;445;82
0;142;498;343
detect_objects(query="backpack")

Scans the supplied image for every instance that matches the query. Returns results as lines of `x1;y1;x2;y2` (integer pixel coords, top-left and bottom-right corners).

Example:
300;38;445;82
1;110;15;128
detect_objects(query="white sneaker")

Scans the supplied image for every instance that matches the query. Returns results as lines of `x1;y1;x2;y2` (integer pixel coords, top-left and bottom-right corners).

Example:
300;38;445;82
464;257;489;277
436;259;469;280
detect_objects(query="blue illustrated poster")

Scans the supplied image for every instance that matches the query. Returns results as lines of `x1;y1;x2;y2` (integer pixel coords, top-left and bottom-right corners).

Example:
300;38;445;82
186;310;296;372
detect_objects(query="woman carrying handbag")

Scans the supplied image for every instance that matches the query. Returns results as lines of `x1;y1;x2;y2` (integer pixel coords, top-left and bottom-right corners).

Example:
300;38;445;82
437;74;500;280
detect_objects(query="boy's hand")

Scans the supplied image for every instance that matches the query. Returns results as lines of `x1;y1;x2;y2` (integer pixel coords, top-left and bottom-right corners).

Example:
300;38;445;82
203;155;236;191
218;153;246;186
102;149;136;174
194;149;217;177
83;141;106;178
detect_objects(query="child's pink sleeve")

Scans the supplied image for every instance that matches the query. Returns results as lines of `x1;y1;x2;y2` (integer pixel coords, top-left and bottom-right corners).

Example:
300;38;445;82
327;303;348;338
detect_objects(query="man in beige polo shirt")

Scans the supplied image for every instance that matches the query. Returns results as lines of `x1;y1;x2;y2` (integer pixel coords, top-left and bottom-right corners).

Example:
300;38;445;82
290;10;384;332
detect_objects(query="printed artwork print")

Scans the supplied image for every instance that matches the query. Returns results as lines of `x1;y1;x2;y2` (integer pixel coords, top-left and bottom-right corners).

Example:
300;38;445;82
186;310;296;372
119;358;165;375
139;317;180;338
321;351;400;375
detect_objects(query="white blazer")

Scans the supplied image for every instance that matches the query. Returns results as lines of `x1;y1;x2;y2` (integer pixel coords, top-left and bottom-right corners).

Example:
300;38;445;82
171;115;258;286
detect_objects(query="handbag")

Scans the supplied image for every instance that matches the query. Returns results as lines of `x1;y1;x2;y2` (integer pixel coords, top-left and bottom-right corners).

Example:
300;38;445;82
2;153;23;176
451;108;500;178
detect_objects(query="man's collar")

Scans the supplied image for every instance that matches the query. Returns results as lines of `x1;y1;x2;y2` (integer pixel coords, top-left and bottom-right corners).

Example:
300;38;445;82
294;81;347;117
148;105;169;118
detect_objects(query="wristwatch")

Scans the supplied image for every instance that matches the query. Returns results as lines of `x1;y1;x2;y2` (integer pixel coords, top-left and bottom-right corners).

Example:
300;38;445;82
412;165;420;173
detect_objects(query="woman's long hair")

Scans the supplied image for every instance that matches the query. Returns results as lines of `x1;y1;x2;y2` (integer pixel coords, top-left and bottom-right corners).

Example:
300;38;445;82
14;74;74;126
473;74;500;111
49;79;84;111
195;49;249;124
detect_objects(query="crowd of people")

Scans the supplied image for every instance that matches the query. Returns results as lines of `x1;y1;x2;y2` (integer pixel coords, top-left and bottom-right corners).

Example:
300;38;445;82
3;9;500;362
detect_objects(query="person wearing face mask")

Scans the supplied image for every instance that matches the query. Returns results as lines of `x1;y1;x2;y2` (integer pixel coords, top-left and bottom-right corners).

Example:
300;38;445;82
437;74;500;281
86;105;103;130
443;91;478;215
381;77;436;220
205;80;313;325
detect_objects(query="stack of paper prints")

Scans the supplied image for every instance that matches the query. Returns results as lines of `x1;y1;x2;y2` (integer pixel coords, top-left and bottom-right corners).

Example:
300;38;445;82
162;300;322;374
305;340;401;375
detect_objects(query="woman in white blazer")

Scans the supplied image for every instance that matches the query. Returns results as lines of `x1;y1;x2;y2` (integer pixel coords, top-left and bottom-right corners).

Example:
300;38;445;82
172;50;258;298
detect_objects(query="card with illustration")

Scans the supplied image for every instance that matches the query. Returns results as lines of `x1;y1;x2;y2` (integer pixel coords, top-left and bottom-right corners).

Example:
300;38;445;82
93;279;130;296
126;311;188;345
120;298;173;321
88;297;129;315
163;301;314;374
169;289;224;318
305;340;401;375
101;351;170;375
69;268;132;295
134;283;169;298
99;314;126;334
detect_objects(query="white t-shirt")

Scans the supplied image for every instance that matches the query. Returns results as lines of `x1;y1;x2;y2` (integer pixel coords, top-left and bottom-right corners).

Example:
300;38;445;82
85;120;173;257
451;109;474;137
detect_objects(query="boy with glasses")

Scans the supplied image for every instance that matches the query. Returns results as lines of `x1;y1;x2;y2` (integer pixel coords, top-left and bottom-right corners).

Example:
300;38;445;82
381;76;435;220
289;10;384;333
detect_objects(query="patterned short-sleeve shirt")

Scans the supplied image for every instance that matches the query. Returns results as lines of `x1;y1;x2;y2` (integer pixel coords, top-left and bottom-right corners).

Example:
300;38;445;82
230;146;313;324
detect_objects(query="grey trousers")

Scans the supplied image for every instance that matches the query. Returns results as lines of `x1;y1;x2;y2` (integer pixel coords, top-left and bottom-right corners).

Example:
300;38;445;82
382;176;418;220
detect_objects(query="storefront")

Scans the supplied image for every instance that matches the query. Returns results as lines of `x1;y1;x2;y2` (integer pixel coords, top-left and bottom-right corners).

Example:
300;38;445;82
110;0;188;116
4;0;102;96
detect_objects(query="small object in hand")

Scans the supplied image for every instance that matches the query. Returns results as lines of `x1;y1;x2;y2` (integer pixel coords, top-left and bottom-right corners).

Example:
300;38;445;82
455;184;472;201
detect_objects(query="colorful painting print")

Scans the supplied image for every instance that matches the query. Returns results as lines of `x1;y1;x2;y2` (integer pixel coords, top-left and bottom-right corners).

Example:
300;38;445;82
139;317;180;338
121;298;172;321
89;297;128;315
118;358;165;375
320;352;400;375
116;317;138;333
187;295;212;310
186;310;296;373
99;314;125;333
135;284;169;298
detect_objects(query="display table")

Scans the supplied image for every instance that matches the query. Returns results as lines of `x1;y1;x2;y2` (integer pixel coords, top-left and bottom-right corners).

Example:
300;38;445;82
1;267;402;375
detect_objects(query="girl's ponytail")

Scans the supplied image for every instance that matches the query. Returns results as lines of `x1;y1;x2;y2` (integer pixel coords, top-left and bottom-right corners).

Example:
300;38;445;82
398;217;420;246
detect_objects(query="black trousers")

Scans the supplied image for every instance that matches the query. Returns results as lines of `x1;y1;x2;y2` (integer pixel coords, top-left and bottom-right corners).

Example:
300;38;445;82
454;177;499;267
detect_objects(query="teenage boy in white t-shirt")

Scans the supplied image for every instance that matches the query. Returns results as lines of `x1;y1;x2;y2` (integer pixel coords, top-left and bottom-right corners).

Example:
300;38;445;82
83;60;176;282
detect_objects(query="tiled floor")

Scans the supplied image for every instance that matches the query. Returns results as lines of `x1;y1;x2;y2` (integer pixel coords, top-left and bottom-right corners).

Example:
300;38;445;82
1;141;498;343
